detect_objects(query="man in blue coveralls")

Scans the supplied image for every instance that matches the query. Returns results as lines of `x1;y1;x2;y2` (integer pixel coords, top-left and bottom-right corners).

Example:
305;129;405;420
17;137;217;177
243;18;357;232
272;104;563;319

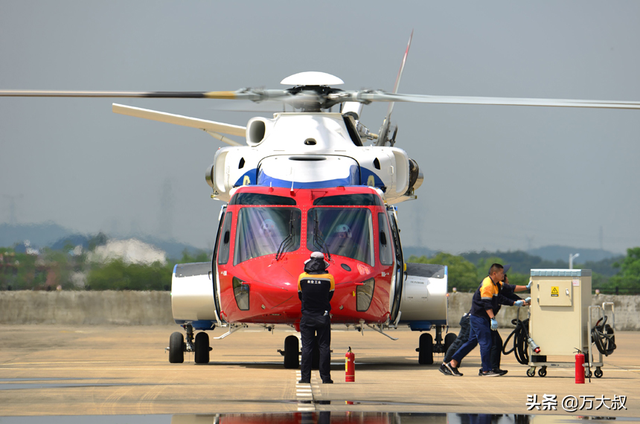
441;263;530;377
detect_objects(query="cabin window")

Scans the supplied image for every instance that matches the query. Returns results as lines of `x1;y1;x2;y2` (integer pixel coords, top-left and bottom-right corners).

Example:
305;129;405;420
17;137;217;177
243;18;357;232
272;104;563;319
356;278;375;312
307;208;374;266
378;213;393;266
217;212;233;265
232;276;250;310
234;207;301;265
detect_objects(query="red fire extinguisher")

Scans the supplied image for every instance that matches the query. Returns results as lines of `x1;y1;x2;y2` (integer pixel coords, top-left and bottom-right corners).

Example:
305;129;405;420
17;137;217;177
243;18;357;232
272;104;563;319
575;350;585;384
345;346;355;382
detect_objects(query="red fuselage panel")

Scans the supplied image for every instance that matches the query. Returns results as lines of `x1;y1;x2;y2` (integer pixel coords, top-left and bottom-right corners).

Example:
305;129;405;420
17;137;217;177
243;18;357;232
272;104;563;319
215;186;394;325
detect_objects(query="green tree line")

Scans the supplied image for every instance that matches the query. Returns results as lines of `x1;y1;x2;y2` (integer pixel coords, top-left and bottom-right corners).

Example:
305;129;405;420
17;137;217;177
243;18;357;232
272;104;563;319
408;247;640;295
0;243;210;291
2;237;639;293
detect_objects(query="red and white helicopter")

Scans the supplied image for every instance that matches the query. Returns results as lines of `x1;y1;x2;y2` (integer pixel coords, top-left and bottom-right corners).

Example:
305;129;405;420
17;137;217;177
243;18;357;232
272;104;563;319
2;35;640;368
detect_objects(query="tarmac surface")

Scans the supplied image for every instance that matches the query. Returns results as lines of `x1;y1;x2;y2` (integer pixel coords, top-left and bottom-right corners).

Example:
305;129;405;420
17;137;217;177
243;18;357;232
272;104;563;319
0;324;638;421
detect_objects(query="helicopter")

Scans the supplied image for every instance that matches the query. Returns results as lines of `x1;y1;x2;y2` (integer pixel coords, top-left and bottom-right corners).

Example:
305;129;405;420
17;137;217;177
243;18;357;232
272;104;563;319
2;34;640;368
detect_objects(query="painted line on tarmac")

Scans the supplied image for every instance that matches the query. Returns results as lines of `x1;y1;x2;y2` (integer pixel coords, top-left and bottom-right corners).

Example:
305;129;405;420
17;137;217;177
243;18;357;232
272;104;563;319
295;370;316;412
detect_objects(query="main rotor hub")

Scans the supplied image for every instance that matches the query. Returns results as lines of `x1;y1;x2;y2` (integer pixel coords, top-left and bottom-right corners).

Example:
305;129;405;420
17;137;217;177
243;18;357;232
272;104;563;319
286;85;344;111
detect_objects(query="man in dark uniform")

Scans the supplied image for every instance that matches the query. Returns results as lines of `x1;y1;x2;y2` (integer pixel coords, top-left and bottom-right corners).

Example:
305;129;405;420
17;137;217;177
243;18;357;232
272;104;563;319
441;265;530;375
298;251;335;384
441;263;530;377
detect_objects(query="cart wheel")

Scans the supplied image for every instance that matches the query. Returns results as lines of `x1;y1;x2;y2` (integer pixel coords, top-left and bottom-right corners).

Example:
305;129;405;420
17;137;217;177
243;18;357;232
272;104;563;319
538;367;547;377
585;368;592;378
527;368;535;377
594;368;603;378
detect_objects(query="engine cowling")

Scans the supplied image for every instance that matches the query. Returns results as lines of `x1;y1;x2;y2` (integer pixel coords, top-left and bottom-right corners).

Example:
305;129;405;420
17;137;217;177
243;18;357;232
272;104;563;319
398;263;448;331
171;262;218;329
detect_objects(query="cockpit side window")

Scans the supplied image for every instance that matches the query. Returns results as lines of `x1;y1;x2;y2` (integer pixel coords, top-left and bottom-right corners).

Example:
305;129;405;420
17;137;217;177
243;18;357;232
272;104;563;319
378;212;393;266
218;211;233;265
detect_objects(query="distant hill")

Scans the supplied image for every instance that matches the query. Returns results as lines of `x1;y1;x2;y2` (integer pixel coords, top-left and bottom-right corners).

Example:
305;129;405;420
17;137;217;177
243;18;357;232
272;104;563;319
461;250;566;275
135;235;210;260
0;222;72;248
402;245;625;278
402;246;438;259
528;245;620;262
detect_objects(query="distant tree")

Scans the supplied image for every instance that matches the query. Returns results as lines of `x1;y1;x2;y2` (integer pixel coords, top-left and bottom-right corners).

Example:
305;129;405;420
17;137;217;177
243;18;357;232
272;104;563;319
583;255;624;278
475;256;504;281
462;250;566;274
177;248;210;264
86;259;172;290
604;247;640;294
408;253;478;292
0;249;45;290
41;248;73;290
474;255;528;287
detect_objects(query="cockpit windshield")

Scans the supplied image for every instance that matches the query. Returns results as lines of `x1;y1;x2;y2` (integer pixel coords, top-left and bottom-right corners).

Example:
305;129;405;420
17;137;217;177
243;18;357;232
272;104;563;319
307;208;374;266
234;207;301;265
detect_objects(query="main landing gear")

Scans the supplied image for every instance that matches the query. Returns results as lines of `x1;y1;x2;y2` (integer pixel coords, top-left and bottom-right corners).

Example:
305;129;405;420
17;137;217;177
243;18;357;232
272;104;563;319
168;324;212;364
416;325;456;365
279;335;323;369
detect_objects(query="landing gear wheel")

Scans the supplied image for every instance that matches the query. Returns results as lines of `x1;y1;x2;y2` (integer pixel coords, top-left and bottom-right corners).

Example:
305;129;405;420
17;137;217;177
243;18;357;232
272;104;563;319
283;335;299;369
594;367;603;378
527;368;536;377
194;332;210;364
418;333;434;365
169;332;184;364
538;366;547;377
444;333;457;353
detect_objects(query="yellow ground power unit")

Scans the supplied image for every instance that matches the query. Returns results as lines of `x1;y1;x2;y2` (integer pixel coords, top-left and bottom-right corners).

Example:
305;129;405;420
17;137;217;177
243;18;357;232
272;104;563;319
526;268;615;378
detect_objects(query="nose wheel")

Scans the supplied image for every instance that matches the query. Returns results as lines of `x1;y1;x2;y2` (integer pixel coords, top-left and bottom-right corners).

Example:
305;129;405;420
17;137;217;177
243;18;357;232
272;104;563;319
282;335;300;369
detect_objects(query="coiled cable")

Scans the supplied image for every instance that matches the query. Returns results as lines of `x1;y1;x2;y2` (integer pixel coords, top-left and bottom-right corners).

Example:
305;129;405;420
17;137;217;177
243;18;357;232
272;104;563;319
503;317;530;365
592;315;616;356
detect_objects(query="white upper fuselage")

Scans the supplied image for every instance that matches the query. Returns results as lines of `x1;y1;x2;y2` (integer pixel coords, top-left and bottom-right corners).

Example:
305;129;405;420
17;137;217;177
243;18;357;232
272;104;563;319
207;112;418;204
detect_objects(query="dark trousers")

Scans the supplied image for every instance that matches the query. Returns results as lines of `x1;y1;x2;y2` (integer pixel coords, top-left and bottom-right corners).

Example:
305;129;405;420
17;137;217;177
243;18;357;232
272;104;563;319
491;331;503;369
300;313;331;382
444;314;470;363
445;314;503;370
451;315;493;372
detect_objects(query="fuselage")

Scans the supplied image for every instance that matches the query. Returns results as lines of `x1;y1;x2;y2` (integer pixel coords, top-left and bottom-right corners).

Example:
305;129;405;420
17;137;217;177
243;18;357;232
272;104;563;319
213;185;397;327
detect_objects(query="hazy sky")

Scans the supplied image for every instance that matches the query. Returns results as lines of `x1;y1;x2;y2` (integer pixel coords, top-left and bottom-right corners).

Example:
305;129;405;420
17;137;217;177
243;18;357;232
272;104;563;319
1;1;639;255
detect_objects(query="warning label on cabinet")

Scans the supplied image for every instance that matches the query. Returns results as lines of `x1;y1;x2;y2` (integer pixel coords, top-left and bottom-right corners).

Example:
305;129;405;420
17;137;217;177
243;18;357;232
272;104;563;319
551;286;559;297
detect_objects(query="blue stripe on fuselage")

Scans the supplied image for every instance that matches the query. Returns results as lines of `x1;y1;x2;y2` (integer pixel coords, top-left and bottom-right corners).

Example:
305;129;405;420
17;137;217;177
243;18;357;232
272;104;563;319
243;166;386;190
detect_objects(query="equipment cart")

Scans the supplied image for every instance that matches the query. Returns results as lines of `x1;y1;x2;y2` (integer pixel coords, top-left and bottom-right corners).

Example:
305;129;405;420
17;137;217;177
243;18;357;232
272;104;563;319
524;269;616;378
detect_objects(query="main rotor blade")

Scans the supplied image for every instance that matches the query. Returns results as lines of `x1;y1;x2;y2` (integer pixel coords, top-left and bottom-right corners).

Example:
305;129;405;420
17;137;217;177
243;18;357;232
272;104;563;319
355;91;640;110
388;30;413;116
4;88;640;110
0;89;291;101
113;104;246;143
378;30;413;146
